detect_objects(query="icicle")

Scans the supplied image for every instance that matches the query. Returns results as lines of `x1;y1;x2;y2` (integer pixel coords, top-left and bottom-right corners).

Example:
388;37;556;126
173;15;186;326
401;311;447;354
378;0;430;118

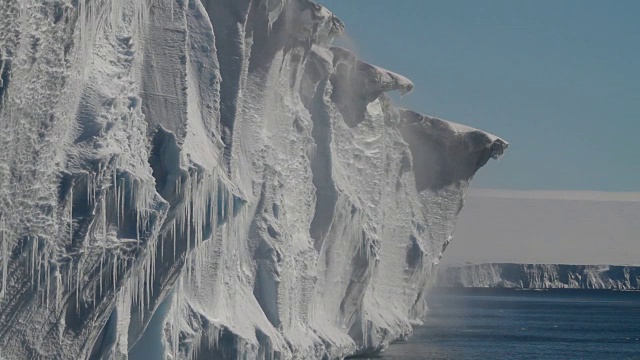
45;245;50;309
172;280;182;359
136;210;140;244
186;178;192;257
67;261;73;292
112;253;117;293
172;221;177;261
145;242;151;306
86;174;90;209
69;186;74;244
30;236;36;288
113;170;119;226
160;230;164;261
99;255;103;296
118;177;123;223
138;259;144;316
102;196;107;242
0;218;6;298
56;267;63;311
92;275;97;311
76;260;83;313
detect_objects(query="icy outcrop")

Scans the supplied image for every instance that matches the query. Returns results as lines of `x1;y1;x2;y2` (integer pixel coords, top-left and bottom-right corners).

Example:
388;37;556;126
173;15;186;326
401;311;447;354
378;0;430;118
438;264;640;290
0;0;506;359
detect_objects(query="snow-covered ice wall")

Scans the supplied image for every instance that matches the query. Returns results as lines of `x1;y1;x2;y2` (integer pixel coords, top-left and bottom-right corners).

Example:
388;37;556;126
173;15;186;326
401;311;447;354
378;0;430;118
438;264;640;290
0;1;507;359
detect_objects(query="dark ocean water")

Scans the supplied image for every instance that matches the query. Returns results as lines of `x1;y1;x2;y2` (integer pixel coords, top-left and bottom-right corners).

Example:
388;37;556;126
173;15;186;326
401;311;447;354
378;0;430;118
373;289;640;360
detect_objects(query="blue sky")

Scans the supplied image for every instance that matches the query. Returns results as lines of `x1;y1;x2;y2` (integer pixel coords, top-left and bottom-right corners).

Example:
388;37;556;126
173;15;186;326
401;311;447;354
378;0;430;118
317;0;640;191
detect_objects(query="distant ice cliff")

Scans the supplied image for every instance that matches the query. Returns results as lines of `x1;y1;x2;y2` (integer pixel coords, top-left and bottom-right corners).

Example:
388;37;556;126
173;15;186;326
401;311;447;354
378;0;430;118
0;0;506;358
439;264;640;290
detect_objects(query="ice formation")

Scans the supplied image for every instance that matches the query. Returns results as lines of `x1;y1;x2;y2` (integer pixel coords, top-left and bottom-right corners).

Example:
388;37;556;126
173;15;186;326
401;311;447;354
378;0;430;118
438;264;640;290
0;1;506;359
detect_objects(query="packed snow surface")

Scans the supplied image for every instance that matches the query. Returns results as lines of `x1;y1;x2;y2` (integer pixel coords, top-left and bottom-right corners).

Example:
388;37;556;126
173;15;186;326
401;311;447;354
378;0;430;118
0;1;506;359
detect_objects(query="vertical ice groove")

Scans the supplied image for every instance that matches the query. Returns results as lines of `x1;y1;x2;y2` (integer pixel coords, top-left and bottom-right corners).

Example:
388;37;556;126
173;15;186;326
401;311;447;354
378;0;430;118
0;219;5;298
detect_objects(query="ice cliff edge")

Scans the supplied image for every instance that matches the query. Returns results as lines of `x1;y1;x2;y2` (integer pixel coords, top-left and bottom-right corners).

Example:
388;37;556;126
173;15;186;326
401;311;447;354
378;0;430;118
438;264;640;290
0;1;506;359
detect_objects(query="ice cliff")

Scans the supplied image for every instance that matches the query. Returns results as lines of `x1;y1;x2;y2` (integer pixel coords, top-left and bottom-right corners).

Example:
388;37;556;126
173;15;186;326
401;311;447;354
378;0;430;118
0;1;506;359
438;264;640;290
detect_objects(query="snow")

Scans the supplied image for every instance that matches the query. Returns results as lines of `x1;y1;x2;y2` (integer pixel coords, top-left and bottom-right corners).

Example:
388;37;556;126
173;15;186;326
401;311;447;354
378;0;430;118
0;1;506;359
438;263;640;290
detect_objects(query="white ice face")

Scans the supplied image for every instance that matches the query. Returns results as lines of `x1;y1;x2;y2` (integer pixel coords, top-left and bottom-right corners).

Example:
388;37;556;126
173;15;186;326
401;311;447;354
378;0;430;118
438;263;640;290
0;1;505;359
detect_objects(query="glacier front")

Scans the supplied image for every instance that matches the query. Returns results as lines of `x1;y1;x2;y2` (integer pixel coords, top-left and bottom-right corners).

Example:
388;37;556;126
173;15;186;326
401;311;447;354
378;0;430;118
0;1;507;359
438;264;640;290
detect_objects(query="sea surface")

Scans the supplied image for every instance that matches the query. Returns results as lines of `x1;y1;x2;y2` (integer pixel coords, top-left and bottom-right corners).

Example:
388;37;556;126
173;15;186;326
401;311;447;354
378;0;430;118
372;288;640;360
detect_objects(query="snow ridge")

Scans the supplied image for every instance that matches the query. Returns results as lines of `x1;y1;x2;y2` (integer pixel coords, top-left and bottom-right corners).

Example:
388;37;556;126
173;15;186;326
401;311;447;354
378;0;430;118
0;0;506;359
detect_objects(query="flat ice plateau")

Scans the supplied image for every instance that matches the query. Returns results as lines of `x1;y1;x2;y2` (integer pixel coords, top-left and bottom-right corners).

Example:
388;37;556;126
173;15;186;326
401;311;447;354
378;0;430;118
0;1;506;359
438;263;640;290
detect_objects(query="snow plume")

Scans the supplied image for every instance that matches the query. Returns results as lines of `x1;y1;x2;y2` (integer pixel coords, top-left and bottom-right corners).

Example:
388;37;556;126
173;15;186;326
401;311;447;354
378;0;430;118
0;0;507;359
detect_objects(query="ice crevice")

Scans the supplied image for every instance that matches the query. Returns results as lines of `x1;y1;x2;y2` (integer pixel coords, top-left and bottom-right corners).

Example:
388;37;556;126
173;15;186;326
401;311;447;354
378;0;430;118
0;0;507;359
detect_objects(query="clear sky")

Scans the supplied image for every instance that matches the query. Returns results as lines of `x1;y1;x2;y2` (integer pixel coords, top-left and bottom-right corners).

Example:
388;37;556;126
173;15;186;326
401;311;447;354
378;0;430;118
317;0;640;191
